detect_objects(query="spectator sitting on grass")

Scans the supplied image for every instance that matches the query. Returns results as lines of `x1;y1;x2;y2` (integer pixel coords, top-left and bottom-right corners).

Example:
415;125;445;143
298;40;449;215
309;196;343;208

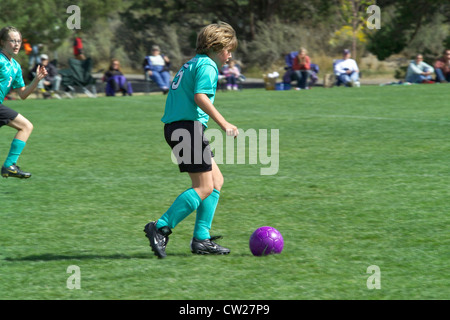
433;49;450;83
405;54;435;84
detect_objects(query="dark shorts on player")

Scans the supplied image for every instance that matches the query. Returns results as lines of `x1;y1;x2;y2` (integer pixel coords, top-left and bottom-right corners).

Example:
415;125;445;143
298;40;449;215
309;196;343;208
164;120;214;173
0;104;19;128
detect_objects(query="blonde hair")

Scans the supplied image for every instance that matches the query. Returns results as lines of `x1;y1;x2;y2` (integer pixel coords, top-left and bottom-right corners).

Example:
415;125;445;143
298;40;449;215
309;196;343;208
196;22;238;54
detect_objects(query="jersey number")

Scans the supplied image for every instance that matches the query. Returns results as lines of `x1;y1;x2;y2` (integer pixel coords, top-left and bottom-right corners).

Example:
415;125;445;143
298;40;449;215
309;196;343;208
7;76;12;88
171;63;189;90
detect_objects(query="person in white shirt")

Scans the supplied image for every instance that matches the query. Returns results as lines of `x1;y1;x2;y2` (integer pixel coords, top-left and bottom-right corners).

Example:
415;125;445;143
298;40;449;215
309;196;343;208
334;49;360;87
405;54;435;84
143;45;171;94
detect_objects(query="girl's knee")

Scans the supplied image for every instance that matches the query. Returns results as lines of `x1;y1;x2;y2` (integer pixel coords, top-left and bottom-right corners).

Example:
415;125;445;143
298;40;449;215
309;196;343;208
25;121;34;133
197;184;214;200
214;175;224;191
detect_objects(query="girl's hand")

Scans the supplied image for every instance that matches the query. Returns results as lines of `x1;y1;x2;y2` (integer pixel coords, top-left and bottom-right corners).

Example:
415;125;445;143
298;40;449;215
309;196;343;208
222;122;239;137
35;65;48;80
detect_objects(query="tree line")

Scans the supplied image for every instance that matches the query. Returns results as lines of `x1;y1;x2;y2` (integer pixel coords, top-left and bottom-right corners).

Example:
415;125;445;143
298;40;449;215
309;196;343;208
1;0;449;72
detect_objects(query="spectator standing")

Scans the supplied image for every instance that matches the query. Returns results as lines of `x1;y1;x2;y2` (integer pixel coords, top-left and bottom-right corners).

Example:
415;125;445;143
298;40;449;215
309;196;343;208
73;35;85;60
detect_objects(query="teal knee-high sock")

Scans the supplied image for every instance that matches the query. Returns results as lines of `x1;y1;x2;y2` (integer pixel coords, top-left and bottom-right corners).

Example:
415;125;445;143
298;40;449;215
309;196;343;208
4;139;26;167
193;189;220;240
156;188;202;230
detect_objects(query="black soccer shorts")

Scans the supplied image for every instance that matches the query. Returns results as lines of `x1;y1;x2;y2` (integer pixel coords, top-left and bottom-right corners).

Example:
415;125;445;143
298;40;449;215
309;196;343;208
0;104;19;128
164;120;214;173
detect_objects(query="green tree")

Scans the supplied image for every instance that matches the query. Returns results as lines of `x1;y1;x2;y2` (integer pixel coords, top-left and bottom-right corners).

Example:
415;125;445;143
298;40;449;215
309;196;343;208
334;0;377;58
0;0;69;50
0;0;123;50
366;0;450;60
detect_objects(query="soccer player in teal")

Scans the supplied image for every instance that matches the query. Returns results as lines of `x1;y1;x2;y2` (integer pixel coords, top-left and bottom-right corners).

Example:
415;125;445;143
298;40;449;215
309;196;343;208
144;22;240;258
0;26;47;178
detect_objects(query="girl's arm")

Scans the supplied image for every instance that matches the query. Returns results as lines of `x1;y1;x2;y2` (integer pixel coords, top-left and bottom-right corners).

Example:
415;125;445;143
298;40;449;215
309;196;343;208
16;65;48;100
194;93;239;137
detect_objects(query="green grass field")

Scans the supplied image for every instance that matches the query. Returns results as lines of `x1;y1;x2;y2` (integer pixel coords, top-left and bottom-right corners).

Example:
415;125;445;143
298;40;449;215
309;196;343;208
0;84;448;300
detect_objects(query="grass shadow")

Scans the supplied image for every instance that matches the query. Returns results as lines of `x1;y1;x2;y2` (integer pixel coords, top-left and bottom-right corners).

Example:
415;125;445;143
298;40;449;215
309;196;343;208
3;252;250;262
4;252;152;262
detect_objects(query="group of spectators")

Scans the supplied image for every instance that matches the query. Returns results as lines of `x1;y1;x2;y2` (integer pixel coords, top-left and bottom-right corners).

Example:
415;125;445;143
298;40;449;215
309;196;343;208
103;45;170;96
405;49;450;84
284;47;450;89
282;48;359;89
27;43;450;99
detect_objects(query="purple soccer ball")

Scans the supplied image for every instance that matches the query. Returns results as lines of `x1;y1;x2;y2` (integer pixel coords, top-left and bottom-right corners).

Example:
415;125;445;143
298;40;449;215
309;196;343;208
249;226;284;256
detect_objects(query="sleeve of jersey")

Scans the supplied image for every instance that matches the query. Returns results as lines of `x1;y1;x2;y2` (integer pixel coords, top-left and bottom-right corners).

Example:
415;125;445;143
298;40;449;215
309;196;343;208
194;64;217;96
12;65;25;89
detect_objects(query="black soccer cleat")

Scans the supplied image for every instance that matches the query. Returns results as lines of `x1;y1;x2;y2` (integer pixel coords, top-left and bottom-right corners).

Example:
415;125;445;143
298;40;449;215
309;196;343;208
1;164;32;179
144;221;172;259
190;236;230;255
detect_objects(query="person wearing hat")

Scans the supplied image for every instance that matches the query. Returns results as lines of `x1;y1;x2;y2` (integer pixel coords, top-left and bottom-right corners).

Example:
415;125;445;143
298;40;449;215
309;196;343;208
334;49;360;87
143;45;171;94
30;53;62;98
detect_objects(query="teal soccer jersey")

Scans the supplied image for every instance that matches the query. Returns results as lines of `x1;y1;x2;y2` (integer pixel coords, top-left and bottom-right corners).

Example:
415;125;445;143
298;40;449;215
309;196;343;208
0;52;25;104
161;54;218;127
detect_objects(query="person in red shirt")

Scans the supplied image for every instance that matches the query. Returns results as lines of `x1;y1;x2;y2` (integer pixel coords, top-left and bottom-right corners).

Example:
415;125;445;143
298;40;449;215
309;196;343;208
73;36;85;60
291;48;311;90
434;49;450;82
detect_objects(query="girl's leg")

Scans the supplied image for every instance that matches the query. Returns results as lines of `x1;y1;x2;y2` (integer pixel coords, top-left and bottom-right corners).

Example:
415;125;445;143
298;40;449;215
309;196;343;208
190;159;230;254
155;165;216;230
155;158;223;234
4;114;33;167
7;114;33;142
155;187;203;230
193;159;223;240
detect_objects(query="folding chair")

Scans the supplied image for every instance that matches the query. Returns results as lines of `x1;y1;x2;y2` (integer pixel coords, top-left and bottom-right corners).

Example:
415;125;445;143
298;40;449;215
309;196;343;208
283;51;319;88
144;72;161;93
59;58;97;98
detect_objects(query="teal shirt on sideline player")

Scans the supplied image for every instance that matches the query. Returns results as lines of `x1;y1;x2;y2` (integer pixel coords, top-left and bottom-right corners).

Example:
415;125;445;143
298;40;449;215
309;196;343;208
161;54;218;128
0;51;25;103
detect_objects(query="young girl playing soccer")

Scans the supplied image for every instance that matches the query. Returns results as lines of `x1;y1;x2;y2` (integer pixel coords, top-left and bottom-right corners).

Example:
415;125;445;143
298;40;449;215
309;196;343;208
0;26;48;179
144;22;239;258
